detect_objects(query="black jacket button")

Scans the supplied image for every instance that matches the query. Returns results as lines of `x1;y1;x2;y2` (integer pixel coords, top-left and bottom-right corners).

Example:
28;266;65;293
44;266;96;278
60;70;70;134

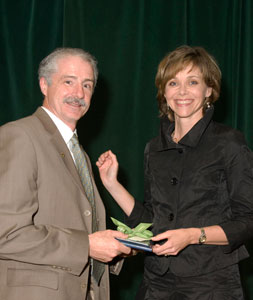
169;213;174;221
171;177;178;185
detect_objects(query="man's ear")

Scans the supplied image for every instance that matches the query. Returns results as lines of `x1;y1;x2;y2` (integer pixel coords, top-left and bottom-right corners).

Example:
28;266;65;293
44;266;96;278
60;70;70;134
39;77;48;96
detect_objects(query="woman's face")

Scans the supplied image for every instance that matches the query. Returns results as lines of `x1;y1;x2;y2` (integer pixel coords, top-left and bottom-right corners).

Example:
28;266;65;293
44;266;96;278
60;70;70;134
164;64;212;124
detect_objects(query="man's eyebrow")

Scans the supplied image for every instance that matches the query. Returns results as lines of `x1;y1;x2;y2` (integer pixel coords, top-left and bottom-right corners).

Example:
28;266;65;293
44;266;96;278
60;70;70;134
60;75;94;83
61;75;76;79
83;78;94;83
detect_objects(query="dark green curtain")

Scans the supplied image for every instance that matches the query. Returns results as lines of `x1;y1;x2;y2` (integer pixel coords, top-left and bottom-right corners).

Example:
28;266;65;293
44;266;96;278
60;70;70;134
1;0;253;299
0;0;64;122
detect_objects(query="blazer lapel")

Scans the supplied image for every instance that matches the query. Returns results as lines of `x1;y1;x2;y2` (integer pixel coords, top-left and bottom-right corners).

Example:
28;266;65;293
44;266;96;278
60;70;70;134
33;107;85;195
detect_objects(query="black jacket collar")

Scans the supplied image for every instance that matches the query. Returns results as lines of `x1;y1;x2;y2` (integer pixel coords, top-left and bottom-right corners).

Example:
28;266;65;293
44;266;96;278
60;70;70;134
156;106;214;151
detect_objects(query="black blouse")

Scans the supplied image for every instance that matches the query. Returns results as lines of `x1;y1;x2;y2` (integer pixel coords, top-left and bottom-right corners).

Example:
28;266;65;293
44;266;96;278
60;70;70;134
126;106;253;277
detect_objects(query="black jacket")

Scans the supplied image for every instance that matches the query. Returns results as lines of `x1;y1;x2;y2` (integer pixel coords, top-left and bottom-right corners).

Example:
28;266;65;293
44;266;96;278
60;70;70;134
126;106;253;277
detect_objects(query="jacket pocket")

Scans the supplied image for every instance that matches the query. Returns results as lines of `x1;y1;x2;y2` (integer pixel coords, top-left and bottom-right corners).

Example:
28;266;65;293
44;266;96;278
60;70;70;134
7;268;59;290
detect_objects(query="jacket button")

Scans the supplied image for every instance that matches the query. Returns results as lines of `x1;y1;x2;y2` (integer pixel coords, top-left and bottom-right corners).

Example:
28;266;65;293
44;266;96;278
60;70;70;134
169;213;174;221
178;148;183;154
84;210;91;216
170;177;178;185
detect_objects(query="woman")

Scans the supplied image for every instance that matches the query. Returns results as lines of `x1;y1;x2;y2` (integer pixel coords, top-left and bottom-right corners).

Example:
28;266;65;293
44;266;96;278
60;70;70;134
96;46;253;299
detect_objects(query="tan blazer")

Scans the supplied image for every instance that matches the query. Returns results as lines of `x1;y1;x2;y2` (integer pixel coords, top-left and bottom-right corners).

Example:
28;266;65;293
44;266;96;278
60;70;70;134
0;108;113;300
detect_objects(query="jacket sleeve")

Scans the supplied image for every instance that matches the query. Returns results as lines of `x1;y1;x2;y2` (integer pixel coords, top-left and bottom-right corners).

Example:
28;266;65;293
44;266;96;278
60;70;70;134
0;122;89;276
219;133;253;253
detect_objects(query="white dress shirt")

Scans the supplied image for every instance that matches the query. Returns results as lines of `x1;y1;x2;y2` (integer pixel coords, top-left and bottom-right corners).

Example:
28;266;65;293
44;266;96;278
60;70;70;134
41;106;77;161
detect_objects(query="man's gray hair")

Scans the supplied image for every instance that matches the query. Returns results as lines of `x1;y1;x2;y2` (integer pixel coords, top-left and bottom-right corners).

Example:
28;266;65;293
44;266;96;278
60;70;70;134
38;47;98;87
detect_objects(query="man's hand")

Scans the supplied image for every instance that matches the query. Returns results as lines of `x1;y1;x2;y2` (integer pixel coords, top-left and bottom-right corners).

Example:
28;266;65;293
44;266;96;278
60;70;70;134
89;230;131;262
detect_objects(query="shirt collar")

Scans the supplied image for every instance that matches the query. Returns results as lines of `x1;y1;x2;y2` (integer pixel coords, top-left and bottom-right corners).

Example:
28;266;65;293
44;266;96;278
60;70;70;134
41;106;76;144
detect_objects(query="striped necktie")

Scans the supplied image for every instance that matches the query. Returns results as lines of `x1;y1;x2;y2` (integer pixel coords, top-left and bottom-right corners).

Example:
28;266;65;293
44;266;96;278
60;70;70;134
70;134;105;285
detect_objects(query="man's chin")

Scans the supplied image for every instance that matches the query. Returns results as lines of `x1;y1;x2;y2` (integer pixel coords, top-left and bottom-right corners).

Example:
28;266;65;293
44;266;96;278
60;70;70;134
65;106;86;118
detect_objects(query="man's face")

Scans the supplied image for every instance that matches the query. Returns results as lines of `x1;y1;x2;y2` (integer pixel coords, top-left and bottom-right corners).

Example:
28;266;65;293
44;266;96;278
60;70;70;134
40;55;95;131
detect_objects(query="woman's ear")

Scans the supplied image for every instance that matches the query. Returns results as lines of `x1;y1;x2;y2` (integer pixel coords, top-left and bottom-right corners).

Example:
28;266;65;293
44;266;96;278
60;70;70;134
205;87;212;98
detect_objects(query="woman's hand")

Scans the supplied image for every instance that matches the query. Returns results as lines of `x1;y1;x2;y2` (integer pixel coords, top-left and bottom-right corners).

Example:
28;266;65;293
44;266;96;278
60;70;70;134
96;150;119;188
96;150;135;216
151;228;198;256
152;226;229;256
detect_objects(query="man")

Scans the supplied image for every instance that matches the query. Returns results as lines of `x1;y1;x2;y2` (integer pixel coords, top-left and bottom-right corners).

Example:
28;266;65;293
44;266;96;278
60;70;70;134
0;48;130;300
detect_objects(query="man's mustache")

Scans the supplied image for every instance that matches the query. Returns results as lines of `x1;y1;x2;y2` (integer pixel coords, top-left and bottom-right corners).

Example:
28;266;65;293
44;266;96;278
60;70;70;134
63;97;86;106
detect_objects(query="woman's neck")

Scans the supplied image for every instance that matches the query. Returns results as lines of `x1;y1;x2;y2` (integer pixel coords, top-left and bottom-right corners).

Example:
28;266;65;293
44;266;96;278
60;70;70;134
172;114;202;142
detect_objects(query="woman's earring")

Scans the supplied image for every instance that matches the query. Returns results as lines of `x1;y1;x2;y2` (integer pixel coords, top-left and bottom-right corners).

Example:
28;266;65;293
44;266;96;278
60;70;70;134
206;102;211;109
